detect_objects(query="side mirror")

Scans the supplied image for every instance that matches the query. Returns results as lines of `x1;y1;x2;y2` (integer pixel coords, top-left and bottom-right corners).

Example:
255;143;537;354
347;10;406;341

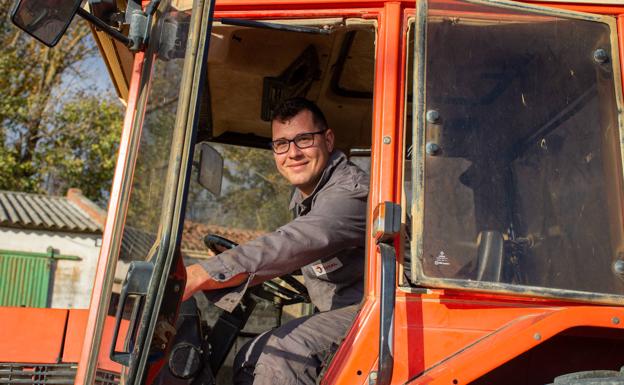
11;0;81;47
196;143;223;196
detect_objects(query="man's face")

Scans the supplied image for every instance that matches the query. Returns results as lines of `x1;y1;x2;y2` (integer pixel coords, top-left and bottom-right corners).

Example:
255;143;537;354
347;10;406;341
272;109;334;197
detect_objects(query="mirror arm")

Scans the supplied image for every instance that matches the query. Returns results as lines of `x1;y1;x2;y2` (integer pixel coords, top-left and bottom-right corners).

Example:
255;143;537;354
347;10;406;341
76;7;132;47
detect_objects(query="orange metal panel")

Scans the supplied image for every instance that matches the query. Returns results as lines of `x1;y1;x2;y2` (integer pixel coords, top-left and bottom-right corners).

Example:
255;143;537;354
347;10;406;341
0;307;68;363
62;309;89;363
63;309;128;372
392;291;554;382
211;0;624;15
322;3;404;384
402;302;624;384
321;300;380;384
97;316;128;372
213;0;387;11
214;8;379;18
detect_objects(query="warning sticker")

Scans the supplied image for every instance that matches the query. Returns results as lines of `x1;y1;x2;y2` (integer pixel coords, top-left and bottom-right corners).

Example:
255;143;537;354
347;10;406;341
434;251;451;266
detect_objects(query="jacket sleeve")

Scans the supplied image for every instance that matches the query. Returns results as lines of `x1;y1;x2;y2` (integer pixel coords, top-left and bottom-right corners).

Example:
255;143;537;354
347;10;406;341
198;184;368;312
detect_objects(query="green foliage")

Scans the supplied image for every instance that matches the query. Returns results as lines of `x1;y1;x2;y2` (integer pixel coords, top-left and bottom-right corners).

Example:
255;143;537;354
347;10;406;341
184;145;293;232
218;145;292;231
0;0;289;230
39;96;123;204
0;0;122;203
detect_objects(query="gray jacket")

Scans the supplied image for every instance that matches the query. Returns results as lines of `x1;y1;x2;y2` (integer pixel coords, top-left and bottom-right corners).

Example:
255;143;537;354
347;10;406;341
199;151;369;312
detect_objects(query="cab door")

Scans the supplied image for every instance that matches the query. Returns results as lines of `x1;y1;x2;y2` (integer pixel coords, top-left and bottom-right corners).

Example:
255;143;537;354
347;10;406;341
75;0;215;383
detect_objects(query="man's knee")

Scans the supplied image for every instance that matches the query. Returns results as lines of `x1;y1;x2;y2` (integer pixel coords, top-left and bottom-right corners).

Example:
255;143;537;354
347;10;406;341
233;306;358;385
233;327;322;385
252;349;319;385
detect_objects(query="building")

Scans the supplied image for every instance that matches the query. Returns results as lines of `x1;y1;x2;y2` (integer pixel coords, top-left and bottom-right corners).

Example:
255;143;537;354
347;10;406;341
0;189;105;309
0;189;269;310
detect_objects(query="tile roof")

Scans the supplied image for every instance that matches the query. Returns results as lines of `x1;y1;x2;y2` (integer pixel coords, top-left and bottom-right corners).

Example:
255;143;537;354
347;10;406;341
0;190;266;251
0;190;102;233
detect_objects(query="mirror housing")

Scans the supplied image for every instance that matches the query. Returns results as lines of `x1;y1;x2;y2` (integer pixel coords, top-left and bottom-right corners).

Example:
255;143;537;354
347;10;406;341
196;143;223;196
11;0;81;47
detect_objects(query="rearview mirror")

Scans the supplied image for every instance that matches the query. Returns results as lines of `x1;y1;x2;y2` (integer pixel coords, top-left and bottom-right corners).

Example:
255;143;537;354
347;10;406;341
11;0;81;47
196;143;223;196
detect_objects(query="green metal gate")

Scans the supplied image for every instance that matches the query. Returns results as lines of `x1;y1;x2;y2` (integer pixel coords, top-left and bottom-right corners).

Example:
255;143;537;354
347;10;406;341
0;250;52;308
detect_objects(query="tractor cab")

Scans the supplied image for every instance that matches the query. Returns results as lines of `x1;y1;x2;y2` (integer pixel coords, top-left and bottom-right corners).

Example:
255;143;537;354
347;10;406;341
6;0;624;384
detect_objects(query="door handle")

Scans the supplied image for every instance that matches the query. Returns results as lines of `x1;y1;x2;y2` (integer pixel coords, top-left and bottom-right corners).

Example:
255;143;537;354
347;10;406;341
110;261;154;366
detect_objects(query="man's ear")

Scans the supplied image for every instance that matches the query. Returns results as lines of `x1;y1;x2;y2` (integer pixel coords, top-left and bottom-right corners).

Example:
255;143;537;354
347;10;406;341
325;128;335;152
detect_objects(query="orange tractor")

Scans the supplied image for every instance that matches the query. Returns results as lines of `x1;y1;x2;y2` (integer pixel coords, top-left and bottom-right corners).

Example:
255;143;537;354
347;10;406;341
3;0;624;383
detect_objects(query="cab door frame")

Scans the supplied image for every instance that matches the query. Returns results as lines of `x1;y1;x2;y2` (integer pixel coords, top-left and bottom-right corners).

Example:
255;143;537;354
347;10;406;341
75;0;215;383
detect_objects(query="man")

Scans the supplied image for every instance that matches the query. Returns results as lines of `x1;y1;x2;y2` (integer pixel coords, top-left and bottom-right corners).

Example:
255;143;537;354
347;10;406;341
183;98;369;385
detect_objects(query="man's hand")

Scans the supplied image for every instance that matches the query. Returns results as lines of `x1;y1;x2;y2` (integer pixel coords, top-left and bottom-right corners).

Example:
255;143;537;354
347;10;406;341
182;264;249;301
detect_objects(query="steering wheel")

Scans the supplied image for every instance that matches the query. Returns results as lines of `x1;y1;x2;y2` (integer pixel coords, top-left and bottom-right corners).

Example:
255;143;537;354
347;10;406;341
203;234;310;306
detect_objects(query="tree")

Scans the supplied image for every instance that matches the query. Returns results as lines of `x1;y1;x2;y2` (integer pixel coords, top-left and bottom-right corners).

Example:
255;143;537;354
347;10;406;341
39;96;123;204
0;0;122;203
219;145;293;230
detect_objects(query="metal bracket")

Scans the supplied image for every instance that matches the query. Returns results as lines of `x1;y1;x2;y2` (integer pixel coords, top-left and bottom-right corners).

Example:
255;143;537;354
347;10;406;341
377;242;396;385
124;0;161;51
127;10;148;51
373;201;401;385
372;202;401;243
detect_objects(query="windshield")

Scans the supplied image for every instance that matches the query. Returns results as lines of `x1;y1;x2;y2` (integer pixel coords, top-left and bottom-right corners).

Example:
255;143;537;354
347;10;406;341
406;0;624;300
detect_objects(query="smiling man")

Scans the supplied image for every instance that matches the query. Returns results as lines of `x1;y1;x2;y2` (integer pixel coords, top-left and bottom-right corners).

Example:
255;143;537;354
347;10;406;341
183;98;369;385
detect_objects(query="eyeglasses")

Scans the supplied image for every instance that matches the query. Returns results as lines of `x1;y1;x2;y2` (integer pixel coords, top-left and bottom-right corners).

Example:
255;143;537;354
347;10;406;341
270;129;327;154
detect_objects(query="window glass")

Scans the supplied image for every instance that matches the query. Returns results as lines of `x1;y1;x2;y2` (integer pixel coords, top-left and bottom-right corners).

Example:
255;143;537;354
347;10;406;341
408;0;624;297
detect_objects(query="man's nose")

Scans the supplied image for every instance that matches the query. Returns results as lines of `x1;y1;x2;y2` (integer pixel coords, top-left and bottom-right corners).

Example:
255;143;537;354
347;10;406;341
287;142;303;157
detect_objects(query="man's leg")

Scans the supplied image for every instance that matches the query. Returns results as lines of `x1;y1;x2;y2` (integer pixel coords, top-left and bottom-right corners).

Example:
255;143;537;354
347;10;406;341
233;304;359;385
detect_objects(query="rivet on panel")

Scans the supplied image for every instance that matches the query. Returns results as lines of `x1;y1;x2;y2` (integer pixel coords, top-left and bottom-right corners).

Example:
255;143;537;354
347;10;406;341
426;142;441;156
533;332;541;341
383;136;391;144
593;48;609;64
612;317;620;325
426;109;440;123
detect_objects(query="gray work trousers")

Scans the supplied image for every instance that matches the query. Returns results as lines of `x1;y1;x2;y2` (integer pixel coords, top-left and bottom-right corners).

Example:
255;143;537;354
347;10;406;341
232;304;359;385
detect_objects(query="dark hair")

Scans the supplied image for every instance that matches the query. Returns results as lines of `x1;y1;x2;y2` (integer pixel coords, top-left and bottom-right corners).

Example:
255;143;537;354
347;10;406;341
271;97;328;131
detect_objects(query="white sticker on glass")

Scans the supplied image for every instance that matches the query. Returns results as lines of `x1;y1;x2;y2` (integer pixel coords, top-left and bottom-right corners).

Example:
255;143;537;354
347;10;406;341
434;251;451;266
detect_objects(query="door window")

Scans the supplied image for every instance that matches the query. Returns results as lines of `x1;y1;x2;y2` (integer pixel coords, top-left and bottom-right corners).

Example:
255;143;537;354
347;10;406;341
407;0;624;301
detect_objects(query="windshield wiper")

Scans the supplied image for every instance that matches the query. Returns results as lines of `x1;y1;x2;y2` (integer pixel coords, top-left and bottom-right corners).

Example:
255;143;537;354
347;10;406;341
218;18;333;35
